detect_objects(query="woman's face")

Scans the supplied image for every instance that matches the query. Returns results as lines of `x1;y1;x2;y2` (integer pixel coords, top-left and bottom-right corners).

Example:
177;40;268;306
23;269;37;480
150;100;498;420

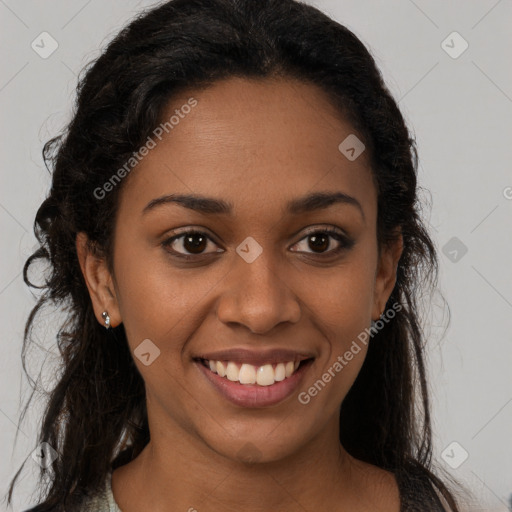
83;76;401;464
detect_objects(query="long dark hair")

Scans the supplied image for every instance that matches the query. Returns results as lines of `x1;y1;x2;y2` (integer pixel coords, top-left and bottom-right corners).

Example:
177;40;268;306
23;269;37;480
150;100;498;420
7;0;464;509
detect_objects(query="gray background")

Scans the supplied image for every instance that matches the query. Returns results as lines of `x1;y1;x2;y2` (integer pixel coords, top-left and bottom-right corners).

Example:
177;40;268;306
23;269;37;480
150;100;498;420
1;1;511;511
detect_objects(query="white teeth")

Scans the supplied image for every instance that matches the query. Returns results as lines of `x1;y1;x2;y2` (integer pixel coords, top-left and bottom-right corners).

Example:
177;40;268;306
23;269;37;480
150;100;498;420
239;363;256;384
216;361;226;377
274;363;286;382
204;359;305;386
226;361;239;382
256;364;274;386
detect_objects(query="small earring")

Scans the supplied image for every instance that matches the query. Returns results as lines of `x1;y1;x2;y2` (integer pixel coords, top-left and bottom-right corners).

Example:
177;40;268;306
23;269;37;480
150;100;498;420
101;311;111;330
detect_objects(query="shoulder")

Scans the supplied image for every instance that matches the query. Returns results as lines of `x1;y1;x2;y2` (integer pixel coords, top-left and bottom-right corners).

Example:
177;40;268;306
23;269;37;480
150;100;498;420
350;457;454;512
23;472;119;512
78;471;121;512
23;495;112;512
76;491;116;512
350;458;401;510
395;464;454;511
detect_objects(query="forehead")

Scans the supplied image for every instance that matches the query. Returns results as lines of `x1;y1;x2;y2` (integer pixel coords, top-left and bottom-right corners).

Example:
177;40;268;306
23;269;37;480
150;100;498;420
117;76;376;224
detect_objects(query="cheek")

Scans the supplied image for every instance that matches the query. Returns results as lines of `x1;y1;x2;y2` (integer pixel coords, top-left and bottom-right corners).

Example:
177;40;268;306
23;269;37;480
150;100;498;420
301;256;376;337
297;256;375;402
112;242;212;348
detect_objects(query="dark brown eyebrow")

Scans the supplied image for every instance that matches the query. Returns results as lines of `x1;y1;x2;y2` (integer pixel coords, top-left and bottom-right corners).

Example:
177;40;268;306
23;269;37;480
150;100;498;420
142;191;365;222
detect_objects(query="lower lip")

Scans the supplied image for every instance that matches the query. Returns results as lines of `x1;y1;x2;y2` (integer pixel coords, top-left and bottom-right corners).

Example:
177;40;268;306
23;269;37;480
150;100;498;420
195;359;313;408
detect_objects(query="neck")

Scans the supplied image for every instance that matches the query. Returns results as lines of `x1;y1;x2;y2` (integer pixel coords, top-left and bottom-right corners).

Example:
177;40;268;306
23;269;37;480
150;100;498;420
112;410;368;511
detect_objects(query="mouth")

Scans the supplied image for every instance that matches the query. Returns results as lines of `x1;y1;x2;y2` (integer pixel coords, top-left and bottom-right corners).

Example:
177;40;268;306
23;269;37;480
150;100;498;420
194;357;315;408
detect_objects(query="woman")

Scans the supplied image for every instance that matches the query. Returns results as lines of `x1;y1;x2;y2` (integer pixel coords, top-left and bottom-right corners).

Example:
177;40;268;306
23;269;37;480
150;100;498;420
7;0;465;510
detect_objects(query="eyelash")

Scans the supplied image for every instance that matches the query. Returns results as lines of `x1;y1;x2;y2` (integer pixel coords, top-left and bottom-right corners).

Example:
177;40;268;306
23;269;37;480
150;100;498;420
161;227;354;260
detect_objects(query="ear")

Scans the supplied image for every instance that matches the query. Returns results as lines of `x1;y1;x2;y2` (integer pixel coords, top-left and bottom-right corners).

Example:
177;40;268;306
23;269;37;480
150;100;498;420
372;229;403;321
75;232;122;328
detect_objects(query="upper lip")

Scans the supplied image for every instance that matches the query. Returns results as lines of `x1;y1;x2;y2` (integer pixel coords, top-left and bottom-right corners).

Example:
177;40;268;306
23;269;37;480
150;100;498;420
194;348;315;367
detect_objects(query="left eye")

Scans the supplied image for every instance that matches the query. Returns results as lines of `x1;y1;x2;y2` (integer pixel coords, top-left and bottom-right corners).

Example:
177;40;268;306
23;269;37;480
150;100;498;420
291;228;353;255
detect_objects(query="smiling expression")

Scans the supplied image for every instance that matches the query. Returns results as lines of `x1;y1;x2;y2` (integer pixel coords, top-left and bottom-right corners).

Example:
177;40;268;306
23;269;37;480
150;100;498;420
80;76;401;464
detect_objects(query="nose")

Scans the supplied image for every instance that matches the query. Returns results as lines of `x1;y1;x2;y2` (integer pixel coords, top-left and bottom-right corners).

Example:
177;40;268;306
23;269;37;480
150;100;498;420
216;249;301;335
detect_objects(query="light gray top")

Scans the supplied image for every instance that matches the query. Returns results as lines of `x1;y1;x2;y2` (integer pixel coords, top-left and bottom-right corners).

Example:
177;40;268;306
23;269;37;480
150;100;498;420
80;470;122;512
64;465;450;511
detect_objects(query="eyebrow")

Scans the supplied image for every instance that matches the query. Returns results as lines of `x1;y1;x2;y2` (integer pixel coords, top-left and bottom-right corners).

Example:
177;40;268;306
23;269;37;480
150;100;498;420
142;191;365;222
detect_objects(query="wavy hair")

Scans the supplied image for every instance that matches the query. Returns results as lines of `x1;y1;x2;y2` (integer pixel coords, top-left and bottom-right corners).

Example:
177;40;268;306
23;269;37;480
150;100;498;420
7;0;464;509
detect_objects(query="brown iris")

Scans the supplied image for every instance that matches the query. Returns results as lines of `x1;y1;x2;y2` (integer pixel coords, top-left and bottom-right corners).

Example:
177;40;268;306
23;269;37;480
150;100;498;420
308;233;329;253
183;233;208;254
